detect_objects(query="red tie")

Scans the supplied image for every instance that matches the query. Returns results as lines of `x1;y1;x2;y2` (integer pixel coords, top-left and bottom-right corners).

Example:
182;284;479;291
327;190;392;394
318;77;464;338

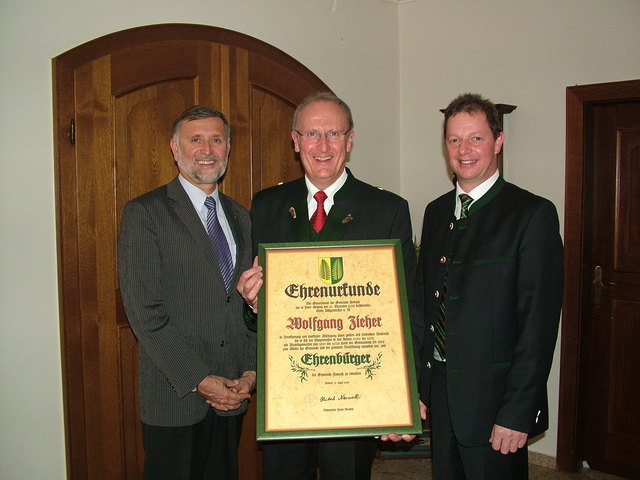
310;191;328;232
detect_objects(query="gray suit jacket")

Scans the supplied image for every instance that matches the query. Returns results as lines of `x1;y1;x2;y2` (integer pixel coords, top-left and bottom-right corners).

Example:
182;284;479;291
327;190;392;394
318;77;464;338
118;176;256;427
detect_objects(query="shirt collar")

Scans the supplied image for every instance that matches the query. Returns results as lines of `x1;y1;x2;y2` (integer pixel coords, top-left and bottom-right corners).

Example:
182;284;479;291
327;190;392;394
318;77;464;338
456;169;500;204
178;174;220;212
304;169;348;204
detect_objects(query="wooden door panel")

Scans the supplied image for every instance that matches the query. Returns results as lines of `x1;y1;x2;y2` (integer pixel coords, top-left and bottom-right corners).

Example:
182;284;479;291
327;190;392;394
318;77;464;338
609;300;640;432
114;81;191;209
251;89;301;189
245;47;328;194
606;299;640;469
615;129;640;270
111;42;199;95
75;55;122;478
579;99;640;478
55;24;331;480
220;46;252;207
110;41;220;96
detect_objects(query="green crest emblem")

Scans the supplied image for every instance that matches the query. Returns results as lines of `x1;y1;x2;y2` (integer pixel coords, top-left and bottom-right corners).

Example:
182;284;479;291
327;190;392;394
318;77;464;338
318;257;344;284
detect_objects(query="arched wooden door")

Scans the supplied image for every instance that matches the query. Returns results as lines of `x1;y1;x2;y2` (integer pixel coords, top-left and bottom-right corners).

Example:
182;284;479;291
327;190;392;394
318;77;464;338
53;23;330;479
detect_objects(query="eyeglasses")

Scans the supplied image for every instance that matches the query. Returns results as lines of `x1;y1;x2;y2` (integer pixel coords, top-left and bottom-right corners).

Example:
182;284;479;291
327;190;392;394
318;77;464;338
294;129;351;143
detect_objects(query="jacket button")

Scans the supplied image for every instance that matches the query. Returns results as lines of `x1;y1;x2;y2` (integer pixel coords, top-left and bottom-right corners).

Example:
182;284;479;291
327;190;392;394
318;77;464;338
226;295;231;303
426;362;432;369
434;290;440;298
429;324;435;333
439;256;447;264
449;222;454;230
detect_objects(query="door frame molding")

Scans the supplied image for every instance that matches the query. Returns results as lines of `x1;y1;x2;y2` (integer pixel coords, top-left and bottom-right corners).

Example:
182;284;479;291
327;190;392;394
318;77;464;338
54;23;323;79
557;78;640;472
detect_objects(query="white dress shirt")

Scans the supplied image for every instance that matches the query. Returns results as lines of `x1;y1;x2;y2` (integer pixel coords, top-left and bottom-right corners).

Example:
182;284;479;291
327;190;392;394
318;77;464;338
178;175;237;267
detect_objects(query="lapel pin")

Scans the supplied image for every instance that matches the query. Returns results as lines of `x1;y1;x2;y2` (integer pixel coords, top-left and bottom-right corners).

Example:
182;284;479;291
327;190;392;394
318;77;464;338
342;214;354;224
289;207;297;219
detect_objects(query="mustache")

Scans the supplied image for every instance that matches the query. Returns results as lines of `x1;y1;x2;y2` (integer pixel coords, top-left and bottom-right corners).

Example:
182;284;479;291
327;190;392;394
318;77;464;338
194;154;223;162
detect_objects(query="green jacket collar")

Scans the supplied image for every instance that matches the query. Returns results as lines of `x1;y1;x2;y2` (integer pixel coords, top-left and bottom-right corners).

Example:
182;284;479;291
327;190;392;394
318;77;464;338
465;175;506;216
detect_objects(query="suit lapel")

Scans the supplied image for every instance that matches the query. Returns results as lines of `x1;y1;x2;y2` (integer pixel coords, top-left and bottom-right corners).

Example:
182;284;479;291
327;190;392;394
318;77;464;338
283;179;314;242
166;177;221;274
290;197;311;241
317;203;354;241
465;175;506;216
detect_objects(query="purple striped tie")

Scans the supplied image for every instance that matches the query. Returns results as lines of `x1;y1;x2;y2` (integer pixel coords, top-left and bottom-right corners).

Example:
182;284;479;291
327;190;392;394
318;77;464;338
204;196;234;291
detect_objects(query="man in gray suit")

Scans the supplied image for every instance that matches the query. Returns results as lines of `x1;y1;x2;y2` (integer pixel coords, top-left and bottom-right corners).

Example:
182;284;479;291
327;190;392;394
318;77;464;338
118;105;256;480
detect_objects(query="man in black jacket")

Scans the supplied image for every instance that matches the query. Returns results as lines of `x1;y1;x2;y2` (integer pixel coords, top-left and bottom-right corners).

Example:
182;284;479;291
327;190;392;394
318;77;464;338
414;93;563;480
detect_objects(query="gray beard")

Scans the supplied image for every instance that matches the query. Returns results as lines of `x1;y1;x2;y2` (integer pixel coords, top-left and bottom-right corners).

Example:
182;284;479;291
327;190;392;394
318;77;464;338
194;163;227;184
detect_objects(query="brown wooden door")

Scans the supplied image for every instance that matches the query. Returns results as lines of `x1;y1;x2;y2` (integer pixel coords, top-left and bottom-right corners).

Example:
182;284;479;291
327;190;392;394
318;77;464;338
559;80;640;478
579;100;640;478
53;24;329;480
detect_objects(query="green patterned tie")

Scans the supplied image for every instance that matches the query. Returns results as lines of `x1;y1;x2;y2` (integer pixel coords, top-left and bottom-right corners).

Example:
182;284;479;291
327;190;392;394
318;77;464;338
459;193;473;219
434;193;473;359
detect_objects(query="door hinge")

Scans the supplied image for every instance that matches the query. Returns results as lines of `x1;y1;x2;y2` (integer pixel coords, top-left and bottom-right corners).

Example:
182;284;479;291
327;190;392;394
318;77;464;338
69;119;75;146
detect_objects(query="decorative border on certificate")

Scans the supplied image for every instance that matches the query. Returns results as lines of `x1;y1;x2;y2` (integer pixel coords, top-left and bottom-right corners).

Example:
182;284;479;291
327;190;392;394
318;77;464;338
256;239;421;440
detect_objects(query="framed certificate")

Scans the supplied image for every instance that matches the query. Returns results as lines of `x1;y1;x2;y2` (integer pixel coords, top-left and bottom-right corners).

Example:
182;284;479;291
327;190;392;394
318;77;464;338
256;239;421;440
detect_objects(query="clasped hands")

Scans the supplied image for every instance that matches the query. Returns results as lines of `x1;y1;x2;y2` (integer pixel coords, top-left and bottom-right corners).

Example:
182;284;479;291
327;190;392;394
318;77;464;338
194;257;263;411
197;371;256;411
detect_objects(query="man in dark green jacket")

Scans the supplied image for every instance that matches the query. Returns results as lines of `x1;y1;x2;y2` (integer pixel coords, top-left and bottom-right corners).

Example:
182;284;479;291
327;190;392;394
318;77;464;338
414;93;563;480
237;92;417;480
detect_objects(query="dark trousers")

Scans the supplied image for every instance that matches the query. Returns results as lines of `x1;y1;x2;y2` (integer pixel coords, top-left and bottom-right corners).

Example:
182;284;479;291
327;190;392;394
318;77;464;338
263;437;377;480
430;360;528;480
142;408;243;480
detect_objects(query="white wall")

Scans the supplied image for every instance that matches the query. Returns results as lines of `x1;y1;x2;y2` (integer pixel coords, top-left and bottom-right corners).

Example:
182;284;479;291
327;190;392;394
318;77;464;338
0;1;398;478
2;0;640;477
399;0;640;458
